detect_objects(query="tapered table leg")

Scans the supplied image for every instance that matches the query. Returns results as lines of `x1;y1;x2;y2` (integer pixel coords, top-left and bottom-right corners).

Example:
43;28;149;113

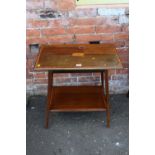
101;71;105;125
45;71;53;128
101;71;104;96
105;70;110;128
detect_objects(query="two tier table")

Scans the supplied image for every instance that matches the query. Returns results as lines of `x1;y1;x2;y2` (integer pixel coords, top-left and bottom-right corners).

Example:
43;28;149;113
34;43;123;128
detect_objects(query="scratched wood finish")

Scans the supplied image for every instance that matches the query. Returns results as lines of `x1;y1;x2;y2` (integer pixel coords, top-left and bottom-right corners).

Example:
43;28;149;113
34;43;122;71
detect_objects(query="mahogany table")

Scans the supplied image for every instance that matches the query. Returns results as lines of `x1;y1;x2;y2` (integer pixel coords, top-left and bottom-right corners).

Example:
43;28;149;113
34;43;122;128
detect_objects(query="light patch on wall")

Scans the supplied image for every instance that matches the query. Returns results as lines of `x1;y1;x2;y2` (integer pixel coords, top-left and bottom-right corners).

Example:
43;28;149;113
76;0;128;5
30;44;39;54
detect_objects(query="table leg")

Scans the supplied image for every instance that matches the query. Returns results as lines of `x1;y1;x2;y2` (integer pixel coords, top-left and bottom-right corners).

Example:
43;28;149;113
105;70;110;128
101;71;106;126
101;70;105;106
45;71;53;128
101;71;104;96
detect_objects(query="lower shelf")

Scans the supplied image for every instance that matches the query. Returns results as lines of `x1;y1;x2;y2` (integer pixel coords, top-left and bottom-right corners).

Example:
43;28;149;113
49;86;107;112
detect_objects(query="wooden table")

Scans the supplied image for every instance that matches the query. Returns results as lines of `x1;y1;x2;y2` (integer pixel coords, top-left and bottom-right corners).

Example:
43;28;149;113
34;43;123;128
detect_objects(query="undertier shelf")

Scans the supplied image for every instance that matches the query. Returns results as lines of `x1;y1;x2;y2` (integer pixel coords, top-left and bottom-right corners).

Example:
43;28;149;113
49;86;107;112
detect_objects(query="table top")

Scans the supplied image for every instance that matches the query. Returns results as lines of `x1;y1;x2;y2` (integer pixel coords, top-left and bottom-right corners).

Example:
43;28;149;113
34;43;123;71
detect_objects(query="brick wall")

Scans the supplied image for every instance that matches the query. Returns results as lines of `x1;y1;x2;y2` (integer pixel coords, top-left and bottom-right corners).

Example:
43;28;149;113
26;0;129;95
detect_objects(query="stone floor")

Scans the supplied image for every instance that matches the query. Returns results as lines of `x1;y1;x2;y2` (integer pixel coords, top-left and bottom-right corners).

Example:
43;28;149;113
26;95;129;155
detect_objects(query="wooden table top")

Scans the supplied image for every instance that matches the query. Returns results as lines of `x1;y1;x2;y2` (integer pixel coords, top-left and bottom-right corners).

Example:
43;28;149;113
34;43;123;71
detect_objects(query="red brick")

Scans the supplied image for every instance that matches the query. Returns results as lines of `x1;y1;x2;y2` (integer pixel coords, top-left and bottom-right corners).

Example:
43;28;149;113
92;72;101;77
116;69;129;74
61;18;70;26
45;35;74;43
96;17;109;25
114;41;126;48
53;73;70;78
58;0;75;11
27;35;74;45
49;19;62;28
125;40;129;47
66;26;95;34
114;33;129;41
69;18;96;26
109;70;116;76
75;34;102;43
101;34;114;42
27;59;34;68
96;24;122;33
119;55;129;63
33;73;47;79
96;16;119;25
27;20;49;28
122;62;129;69
26;29;40;37
41;28;66;36
122;24;129;32
26;37;47;45
116;48;129;55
